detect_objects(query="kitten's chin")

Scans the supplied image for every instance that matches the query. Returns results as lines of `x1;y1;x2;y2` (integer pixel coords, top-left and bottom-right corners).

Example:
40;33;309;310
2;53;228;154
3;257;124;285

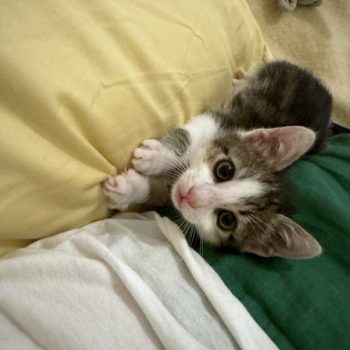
175;206;222;246
175;203;197;226
196;227;222;246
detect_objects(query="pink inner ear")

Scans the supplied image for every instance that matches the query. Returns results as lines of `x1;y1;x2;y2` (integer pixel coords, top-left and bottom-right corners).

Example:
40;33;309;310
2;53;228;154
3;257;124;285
243;126;316;171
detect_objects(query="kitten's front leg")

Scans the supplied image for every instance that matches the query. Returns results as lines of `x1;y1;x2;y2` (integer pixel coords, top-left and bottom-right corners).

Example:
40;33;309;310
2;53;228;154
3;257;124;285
232;67;247;85
103;169;150;210
104;128;189;210
132;128;190;176
219;67;248;114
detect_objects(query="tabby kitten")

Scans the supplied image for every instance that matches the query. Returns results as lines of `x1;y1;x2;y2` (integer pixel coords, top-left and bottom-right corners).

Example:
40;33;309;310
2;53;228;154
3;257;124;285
104;60;332;259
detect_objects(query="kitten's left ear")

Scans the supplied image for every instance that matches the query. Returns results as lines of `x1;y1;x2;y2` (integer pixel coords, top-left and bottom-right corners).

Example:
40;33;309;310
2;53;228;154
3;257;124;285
241;214;322;259
242;126;316;171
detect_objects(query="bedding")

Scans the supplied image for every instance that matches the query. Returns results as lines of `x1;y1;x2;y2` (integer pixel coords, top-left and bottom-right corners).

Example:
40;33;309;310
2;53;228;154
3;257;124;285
0;0;271;256
1;1;349;349
0;212;277;350
2;134;348;349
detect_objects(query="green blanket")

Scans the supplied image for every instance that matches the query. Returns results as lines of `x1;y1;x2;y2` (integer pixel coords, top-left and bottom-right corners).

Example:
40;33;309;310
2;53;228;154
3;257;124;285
203;134;350;349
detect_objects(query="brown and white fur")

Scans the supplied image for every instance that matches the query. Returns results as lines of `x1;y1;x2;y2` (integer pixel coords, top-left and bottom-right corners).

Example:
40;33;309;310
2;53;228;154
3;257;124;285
104;61;332;259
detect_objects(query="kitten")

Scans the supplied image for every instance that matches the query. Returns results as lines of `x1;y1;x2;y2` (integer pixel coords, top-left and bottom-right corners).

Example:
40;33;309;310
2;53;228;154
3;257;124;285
104;60;332;259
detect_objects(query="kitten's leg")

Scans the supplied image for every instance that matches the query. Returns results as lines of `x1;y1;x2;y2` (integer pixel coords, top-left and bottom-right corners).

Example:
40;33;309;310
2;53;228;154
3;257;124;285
105;127;190;210
103;169;150;210
132;129;190;176
219;67;248;114
103;170;170;210
232;67;247;85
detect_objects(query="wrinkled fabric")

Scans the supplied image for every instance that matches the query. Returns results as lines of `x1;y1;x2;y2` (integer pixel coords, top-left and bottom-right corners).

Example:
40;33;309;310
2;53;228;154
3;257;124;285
0;212;277;350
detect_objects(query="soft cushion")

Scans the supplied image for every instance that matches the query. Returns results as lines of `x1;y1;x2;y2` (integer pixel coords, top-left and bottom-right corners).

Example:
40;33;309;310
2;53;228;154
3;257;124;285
0;0;271;255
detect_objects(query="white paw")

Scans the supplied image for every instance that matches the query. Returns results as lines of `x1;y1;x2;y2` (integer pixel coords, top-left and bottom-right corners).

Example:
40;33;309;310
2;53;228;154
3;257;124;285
132;139;172;176
103;169;149;211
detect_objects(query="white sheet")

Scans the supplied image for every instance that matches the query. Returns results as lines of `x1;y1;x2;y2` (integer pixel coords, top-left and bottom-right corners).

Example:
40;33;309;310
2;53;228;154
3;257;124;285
0;212;277;350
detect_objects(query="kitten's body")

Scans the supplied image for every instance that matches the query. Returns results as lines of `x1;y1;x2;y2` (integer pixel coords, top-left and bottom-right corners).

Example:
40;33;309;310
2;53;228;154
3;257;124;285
104;61;332;259
220;61;331;151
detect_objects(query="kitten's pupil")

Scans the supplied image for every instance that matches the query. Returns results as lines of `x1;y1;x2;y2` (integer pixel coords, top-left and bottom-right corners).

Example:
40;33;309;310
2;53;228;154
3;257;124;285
214;160;235;182
217;210;237;230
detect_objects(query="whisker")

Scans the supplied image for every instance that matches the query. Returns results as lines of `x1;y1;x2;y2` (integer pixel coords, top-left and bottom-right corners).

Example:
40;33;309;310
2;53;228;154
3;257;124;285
249;214;264;233
184;221;191;239
163;169;183;179
188;224;197;248
178;219;187;233
199;235;204;257
251;214;267;226
249;214;268;243
249;218;260;239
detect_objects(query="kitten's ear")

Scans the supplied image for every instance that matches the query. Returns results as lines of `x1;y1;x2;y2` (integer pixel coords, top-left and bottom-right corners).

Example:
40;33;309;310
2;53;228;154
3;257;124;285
242;126;316;171
241;214;322;259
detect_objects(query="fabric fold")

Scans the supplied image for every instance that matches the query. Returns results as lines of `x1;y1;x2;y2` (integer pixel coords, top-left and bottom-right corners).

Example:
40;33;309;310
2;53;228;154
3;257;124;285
0;212;276;349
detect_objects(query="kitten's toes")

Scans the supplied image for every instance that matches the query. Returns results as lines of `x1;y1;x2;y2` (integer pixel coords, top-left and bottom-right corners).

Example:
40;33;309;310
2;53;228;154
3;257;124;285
103;170;149;211
103;175;118;192
134;139;162;159
231;67;247;87
132;139;166;175
234;67;247;80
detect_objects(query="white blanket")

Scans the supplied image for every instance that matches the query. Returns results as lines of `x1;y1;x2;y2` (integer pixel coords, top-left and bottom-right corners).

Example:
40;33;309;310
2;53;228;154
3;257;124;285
0;212;277;350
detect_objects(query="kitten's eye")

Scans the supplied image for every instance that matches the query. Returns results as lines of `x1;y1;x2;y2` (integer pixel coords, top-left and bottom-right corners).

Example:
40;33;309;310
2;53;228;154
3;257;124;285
217;210;237;230
214;160;235;182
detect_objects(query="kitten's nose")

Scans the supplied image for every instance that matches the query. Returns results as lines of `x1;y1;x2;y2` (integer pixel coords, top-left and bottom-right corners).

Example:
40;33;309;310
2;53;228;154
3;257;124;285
177;186;196;208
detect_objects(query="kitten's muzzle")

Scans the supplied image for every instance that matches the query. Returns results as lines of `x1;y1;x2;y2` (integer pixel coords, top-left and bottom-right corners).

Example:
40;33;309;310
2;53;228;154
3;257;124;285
175;186;197;208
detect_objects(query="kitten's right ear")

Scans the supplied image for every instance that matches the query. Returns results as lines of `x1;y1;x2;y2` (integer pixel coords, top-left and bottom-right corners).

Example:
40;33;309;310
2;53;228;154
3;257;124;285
241;126;316;171
241;214;322;259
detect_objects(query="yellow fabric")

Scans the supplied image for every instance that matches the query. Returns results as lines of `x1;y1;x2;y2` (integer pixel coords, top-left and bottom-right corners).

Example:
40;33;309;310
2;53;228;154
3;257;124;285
0;0;271;256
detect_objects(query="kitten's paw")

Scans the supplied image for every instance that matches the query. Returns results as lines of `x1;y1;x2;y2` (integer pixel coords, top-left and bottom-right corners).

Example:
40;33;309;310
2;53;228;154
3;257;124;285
103;170;149;211
232;67;248;87
132;139;171;176
233;67;247;81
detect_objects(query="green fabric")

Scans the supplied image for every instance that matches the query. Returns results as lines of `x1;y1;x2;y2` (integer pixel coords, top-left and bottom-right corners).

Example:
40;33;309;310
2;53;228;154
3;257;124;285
202;135;350;350
161;134;350;349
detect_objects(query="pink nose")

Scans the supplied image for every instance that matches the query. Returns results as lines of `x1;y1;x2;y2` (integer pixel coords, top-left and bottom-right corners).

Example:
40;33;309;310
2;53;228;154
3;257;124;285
177;186;197;208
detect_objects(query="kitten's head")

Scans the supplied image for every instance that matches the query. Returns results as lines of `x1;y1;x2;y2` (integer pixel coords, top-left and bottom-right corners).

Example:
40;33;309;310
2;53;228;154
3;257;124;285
171;125;322;259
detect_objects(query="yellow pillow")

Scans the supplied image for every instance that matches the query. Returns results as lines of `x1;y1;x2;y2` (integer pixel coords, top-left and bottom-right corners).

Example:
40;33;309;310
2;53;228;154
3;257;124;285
0;0;271;256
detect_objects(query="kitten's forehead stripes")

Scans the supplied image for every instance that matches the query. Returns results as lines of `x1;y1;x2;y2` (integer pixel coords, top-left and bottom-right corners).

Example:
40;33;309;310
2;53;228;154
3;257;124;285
210;135;277;181
238;210;252;216
161;128;190;157
243;195;280;212
221;144;229;155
